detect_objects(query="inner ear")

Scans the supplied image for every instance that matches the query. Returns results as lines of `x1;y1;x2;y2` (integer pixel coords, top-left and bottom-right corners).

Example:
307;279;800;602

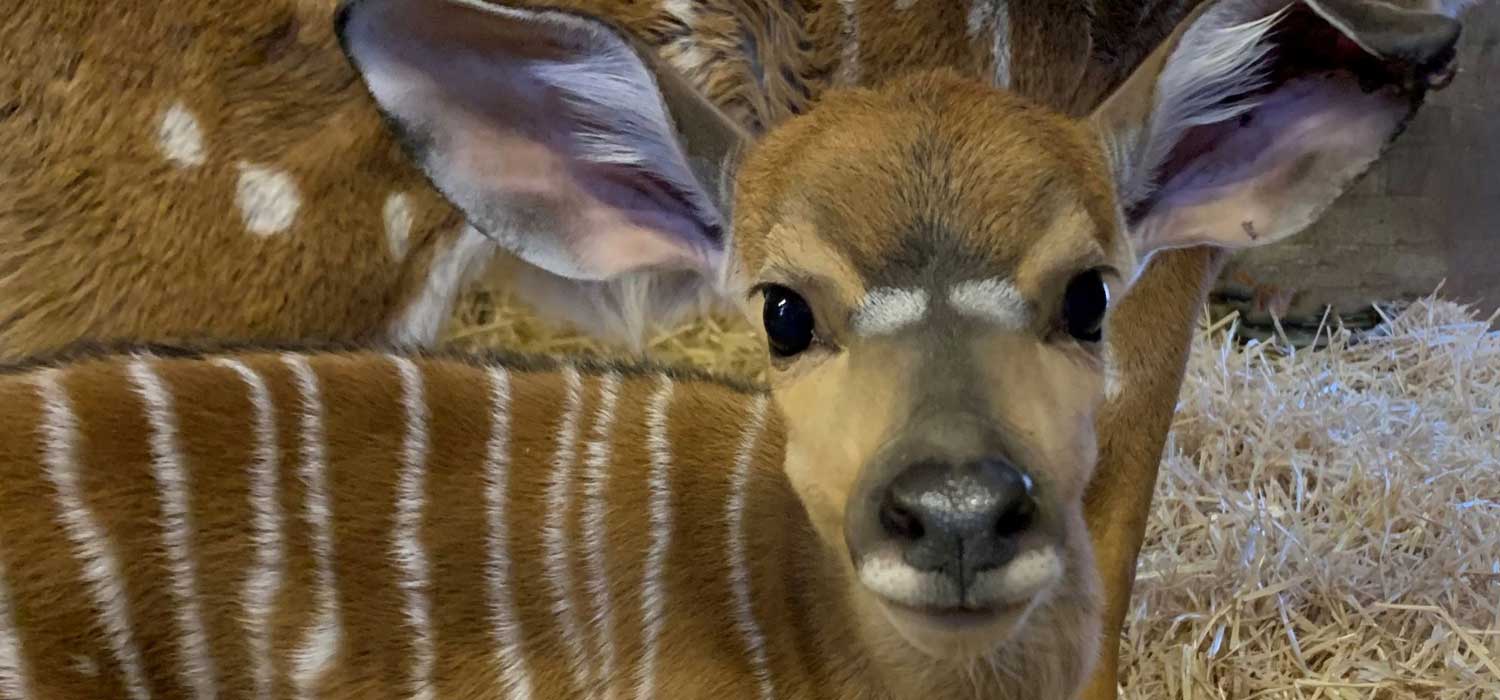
1123;0;1461;248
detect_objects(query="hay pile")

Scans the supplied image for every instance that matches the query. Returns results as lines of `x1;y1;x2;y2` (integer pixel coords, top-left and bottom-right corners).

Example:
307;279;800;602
1123;299;1500;699
444;284;1500;699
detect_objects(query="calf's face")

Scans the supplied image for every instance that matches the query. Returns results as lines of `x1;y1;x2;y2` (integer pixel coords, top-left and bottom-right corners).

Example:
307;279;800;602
729;79;1123;658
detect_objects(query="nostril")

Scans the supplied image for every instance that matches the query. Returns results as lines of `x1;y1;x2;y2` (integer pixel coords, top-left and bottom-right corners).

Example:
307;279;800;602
995;495;1036;538
879;499;925;541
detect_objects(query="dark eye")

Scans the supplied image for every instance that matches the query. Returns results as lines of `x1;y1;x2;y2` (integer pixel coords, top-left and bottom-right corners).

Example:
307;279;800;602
1062;269;1109;343
762;284;816;357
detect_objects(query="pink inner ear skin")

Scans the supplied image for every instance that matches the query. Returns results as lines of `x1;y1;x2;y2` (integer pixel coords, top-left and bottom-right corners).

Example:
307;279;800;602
1134;74;1407;254
569;171;719;277
442;118;715;281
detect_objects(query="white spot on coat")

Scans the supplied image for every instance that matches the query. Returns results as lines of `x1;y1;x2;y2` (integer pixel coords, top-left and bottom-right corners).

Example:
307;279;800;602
384;193;415;261
235;163;302;236
158;101;207;168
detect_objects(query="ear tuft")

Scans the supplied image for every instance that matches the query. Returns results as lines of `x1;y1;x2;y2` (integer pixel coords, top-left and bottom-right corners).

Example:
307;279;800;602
1113;3;1285;211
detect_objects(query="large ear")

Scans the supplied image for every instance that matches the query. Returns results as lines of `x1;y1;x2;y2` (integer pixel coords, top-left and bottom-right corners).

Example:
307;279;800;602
1092;0;1479;266
335;0;750;283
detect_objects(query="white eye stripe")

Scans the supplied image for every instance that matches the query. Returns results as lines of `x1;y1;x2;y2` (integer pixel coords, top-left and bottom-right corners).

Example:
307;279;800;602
852;288;930;337
948;278;1030;329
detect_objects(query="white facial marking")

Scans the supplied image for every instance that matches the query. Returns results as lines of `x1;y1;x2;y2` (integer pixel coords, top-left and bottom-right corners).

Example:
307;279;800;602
853;288;930;337
968;548;1063;607
482;367;537;700
392;357;436;700
212;358;283;700
128;358;219;700
837;0;861;85
543;367;594;696
948;278;1029;329
726;396;777;700
0;554;31;700
858;555;961;609
388;225;497;347
634;377;676;700
283;355;342;700
581;373;623;694
384;192;415;261
157;101;207;168
859;546;1063;609
34;369;152;700
235;163;301;236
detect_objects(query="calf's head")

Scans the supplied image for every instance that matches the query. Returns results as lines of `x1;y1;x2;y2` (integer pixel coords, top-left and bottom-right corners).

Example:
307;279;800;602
338;0;1462;669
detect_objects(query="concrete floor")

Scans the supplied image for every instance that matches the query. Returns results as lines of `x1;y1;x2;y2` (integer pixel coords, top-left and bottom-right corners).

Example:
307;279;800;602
1211;1;1500;331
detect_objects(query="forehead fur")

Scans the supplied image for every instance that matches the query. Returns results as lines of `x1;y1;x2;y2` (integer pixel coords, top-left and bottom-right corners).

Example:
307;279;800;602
732;69;1123;288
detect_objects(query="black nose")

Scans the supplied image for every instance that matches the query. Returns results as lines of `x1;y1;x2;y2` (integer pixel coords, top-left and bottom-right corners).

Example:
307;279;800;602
878;458;1037;579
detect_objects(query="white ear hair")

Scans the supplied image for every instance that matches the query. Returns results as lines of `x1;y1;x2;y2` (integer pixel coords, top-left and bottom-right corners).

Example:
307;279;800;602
1113;0;1287;212
517;12;725;235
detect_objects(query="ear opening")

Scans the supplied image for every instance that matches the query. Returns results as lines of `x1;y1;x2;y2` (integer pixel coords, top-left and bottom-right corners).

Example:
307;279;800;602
1093;0;1468;261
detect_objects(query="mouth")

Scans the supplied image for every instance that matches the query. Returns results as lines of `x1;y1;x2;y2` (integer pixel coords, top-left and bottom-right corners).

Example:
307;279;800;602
879;597;1031;630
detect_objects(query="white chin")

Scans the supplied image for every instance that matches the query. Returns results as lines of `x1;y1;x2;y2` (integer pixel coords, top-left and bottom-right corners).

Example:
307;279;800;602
856;546;1066;658
876;595;1040;659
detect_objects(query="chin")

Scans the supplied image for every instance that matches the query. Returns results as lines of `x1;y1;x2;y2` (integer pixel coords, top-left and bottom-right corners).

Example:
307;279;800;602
875;592;1046;660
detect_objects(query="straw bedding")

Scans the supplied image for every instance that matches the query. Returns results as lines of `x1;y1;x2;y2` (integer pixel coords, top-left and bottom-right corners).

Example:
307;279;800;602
444;281;1500;699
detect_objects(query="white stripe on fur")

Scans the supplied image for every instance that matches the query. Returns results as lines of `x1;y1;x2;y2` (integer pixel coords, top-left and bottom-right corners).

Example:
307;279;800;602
283;355;342;700
34;369;152;700
581;372;624;699
392;357;437;700
544;367;595;697
212;359;284;700
483;367;536;700
128;358;219;700
0;554;31;700
634;377;676;700
726;396;776;700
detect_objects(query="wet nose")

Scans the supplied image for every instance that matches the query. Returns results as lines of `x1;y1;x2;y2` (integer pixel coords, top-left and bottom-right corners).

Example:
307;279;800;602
877;457;1037;579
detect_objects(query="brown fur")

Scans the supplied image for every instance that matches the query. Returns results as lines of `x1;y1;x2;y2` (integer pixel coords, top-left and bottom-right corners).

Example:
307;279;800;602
3;2;1481;698
0;343;1096;698
0;0;1177;363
